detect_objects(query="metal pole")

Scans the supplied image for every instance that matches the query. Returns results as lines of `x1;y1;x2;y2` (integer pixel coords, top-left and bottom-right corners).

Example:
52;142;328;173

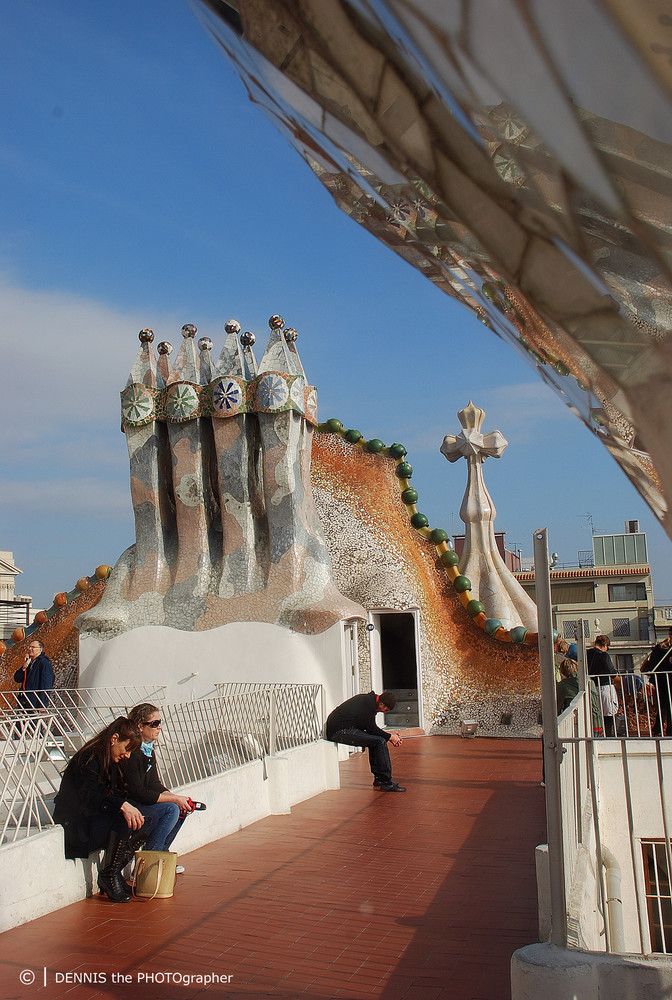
534;527;568;947
269;688;277;757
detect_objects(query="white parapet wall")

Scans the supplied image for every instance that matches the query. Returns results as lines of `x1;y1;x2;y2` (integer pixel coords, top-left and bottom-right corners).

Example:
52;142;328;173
79;620;348;709
512;942;672;999
0;740;340;934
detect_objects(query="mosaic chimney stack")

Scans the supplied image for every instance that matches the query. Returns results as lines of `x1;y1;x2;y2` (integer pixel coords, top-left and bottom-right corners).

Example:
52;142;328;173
78;316;364;638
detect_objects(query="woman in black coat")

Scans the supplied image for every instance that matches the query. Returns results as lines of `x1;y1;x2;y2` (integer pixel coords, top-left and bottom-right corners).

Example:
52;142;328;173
53;717;157;902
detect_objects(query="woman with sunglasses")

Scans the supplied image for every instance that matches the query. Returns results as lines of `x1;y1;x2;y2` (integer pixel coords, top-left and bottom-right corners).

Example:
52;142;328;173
122;703;193;870
53;717;157;902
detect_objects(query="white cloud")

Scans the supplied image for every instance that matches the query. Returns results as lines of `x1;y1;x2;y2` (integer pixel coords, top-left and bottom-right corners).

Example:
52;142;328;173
0;276;204;435
395;381;574;455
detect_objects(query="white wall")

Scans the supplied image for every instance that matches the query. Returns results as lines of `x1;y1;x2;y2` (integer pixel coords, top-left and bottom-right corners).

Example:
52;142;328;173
79;620;347;712
512;942;672;999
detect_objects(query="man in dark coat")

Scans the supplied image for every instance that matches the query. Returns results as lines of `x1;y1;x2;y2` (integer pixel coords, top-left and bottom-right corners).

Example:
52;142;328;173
642;627;672;737
326;690;405;792
13;639;54;709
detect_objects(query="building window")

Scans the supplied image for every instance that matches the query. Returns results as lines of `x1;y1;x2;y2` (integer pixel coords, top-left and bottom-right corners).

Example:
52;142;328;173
615;654;634;672
612;618;631;638
562;620;589;640
643;841;672;953
551;582;594;604
640;618;650;641
608;582;647;602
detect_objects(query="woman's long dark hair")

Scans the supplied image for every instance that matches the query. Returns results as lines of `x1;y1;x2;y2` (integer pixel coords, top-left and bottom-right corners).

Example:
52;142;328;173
70;717;140;783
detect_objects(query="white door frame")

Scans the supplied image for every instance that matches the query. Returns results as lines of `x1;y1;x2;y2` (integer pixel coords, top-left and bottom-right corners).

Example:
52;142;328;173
367;607;423;729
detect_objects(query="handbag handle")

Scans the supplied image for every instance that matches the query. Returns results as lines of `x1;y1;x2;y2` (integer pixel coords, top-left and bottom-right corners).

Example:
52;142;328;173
132;856;165;902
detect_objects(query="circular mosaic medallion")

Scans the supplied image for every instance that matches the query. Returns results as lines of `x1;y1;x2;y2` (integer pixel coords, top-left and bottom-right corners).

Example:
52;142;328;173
166;383;200;421
213;378;243;414
289;377;305;411
305;387;318;422
257;374;288;410
121;384;155;424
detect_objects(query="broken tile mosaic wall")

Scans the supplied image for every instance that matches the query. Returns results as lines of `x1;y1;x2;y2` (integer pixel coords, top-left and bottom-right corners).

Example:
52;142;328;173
312;432;541;734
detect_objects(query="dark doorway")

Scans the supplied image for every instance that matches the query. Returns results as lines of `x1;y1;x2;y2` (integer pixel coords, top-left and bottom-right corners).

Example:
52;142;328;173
378;612;419;727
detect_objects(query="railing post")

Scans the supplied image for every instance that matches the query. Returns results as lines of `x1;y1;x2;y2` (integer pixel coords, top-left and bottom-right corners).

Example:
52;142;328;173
269;688;277;756
534;527;568;947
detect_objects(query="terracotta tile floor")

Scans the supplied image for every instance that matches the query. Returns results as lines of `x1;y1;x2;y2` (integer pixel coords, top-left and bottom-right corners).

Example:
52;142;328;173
0;736;545;1000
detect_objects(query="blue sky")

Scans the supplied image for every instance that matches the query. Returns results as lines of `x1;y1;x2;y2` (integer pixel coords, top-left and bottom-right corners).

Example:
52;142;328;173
2;0;671;610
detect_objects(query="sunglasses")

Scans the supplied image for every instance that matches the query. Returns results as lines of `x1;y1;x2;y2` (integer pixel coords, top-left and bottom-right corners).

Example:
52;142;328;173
145;719;162;728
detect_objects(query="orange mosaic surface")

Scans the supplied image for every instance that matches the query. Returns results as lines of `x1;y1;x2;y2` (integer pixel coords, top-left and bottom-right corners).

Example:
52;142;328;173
312;432;540;700
0;579;106;692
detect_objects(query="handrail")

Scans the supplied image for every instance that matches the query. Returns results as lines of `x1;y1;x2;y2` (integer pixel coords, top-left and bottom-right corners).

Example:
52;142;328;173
0;683;323;845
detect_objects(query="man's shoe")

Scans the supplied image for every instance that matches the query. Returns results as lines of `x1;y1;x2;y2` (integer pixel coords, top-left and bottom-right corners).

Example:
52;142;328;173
380;781;406;792
373;778;382;788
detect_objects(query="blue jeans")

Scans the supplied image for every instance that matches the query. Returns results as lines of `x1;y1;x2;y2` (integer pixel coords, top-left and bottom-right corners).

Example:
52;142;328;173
138;802;185;851
329;728;392;783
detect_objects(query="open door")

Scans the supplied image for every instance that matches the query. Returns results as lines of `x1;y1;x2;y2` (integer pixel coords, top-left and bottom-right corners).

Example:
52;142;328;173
368;609;422;728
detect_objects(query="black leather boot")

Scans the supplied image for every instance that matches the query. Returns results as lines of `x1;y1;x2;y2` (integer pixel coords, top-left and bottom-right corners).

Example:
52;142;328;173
98;832;132;902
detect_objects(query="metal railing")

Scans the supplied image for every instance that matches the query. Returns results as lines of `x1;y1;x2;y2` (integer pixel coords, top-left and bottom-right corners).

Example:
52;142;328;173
0;685;167;759
586;672;671;738
536;524;672;956
0;683;323;845
554;684;672;955
215;682;323;755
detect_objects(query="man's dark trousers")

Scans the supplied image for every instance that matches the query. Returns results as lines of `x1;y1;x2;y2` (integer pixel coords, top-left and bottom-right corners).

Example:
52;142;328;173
328;727;392;783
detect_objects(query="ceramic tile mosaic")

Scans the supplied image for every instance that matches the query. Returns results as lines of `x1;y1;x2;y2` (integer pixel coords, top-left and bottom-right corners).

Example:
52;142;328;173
0;578;106;692
312;432;541;735
78;323;365;640
198;0;672;537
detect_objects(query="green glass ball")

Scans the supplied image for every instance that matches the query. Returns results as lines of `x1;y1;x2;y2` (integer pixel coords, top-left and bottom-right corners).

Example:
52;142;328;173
388;443;407;458
484;618;504;636
510;626;528;644
325;418;343;433
345;428;362;443
440;550;459;567
467;600;485;617
410;512;429;528
366;438;384;453
401;488;418;505
453;575;471;593
395;462;413;479
431;528;448;543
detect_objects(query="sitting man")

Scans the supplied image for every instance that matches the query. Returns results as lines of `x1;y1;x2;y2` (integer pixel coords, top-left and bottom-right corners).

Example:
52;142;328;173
326;690;405;792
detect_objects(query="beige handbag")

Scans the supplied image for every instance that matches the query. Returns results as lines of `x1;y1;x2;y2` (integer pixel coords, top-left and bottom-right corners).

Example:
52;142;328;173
133;850;178;900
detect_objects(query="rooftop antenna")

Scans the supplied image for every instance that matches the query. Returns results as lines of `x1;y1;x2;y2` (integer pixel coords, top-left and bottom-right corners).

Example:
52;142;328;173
580;512;606;535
